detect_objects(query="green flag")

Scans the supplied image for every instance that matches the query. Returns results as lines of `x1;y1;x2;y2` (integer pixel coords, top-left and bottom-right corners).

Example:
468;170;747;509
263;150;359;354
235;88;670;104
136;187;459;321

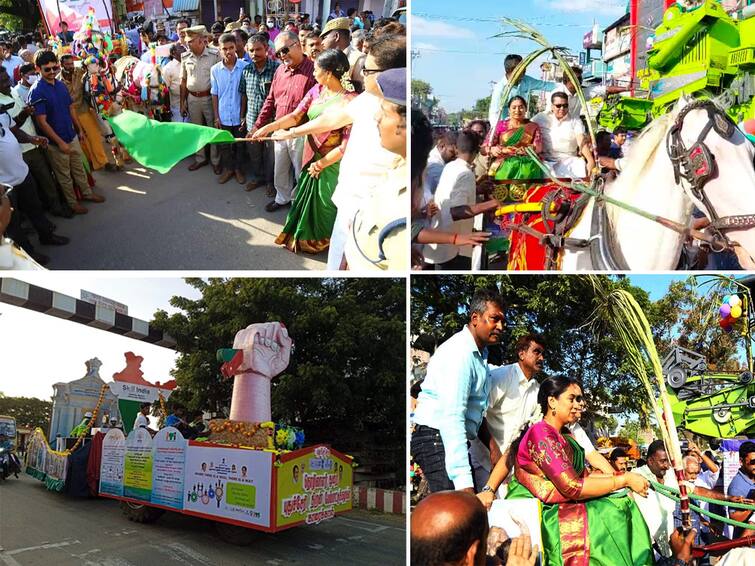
107;110;235;174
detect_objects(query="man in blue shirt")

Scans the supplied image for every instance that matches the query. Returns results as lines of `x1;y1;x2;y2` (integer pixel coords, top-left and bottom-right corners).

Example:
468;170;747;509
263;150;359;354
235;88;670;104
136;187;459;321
29;50;105;214
727;441;755;538
488;54;555;129
411;288;505;493
211;33;248;184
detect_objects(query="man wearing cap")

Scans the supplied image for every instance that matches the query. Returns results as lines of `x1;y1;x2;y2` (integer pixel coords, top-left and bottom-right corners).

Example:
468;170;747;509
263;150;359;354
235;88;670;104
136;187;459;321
344;67;407;271
249;31;315;213
180;26;221;173
321;17;365;92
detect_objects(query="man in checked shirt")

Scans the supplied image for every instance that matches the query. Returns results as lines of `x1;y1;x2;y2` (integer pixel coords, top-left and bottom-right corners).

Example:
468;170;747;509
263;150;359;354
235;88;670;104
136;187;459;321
249;31;315;213
239;33;279;193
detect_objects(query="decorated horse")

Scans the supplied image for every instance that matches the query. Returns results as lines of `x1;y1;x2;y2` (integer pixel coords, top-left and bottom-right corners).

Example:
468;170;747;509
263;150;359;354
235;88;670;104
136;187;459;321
112;53;171;122
486;17;755;271
559;95;755;271
66;8;130;168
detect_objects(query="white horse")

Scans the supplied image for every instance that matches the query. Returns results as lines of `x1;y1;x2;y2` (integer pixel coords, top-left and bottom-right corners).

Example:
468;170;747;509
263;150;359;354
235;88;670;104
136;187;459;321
561;96;755;271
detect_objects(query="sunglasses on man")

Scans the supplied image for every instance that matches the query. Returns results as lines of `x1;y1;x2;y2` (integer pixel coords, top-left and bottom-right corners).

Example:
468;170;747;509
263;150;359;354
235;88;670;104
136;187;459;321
553;103;568;109
40;64;60;73
275;42;298;58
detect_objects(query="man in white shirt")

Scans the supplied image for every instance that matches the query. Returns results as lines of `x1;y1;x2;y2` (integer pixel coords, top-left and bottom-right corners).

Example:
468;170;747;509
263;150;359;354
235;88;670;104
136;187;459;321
423;131;457;199
133;402;155;433
424;130;500;270
634;440;679;560
532;91;595;179
474;334;615;508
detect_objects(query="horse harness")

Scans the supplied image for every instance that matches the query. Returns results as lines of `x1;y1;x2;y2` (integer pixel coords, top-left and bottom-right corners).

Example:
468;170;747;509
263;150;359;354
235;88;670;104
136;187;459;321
666;99;755;252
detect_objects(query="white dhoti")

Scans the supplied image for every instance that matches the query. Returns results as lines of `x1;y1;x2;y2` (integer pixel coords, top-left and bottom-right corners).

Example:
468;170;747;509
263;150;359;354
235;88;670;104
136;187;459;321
545;156;587;179
327;207;351;270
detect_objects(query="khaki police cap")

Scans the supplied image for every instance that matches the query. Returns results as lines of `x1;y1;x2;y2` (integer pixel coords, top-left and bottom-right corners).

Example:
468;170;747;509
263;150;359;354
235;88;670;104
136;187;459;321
320;17;350;37
183;25;211;38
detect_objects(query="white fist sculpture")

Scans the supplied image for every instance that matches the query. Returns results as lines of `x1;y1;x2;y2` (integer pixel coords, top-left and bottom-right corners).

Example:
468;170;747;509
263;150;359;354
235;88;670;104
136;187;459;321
222;322;293;423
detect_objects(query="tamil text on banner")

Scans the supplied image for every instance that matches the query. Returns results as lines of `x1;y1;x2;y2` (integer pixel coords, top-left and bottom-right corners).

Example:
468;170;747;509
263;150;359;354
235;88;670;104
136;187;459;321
100;428;126;496
184;443;273;528
276;445;353;528
38;0;114;34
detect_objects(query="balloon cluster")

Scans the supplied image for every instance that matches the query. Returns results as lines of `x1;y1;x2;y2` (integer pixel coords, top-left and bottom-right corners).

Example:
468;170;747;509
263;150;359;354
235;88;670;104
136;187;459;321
719;294;744;333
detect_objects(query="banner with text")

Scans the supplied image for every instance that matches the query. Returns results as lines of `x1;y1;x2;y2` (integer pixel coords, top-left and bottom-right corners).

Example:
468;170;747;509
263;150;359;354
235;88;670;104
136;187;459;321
276;446;353;527
100;428;126;496
123;427;153;501
184;444;273;528
151;427;187;510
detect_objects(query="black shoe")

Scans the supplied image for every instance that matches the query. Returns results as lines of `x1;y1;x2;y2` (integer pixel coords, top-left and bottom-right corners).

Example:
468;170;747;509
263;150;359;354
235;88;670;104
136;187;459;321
264;200;291;213
39;233;70;246
30;251;50;265
52;205;74;218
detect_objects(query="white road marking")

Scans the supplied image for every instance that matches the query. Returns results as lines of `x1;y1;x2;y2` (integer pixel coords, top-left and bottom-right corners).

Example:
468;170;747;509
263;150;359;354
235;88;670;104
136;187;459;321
6;539;81;555
0;551;22;566
307;544;324;550
72;548;102;559
336;517;392;533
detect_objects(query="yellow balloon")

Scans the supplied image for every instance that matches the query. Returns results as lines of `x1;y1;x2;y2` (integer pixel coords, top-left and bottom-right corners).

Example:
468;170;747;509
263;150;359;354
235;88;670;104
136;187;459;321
731;305;742;319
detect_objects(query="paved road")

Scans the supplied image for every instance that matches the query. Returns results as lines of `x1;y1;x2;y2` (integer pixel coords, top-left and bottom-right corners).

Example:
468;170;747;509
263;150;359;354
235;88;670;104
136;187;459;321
40;158;327;270
0;473;405;565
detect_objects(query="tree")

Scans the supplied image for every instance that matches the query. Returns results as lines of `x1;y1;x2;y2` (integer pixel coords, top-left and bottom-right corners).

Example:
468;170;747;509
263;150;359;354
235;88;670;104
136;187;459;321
0;0;40;31
0;396;52;431
411;79;433;101
152;278;406;487
474;95;491;116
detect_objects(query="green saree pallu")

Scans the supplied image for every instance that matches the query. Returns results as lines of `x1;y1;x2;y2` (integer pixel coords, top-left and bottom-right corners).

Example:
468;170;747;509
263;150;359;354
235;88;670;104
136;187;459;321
275;157;340;254
491;124;542;181
275;91;349;254
506;423;654;566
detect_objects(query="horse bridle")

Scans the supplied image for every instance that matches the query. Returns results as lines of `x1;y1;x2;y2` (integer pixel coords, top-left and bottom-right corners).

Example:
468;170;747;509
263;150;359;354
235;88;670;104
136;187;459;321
666;100;755;252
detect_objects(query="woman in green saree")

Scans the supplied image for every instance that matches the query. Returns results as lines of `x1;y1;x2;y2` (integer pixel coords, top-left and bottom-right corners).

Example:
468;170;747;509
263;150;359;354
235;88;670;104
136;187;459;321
263;49;356;254
484;95;543;181
505;376;655;566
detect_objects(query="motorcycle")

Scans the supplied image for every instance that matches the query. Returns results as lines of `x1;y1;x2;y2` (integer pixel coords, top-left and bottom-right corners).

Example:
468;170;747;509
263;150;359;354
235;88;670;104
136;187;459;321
0;445;20;480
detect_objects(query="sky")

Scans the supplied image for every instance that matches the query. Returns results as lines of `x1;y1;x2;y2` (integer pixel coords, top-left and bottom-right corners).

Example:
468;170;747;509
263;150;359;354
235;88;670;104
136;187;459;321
0;276;200;401
412;0;629;112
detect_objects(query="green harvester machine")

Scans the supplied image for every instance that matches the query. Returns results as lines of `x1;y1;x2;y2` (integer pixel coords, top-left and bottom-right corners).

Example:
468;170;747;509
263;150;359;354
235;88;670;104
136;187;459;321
662;277;755;440
598;0;755;131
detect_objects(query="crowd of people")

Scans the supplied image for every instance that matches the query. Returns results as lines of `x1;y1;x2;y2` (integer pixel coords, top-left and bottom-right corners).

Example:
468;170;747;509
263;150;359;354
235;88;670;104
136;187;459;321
410;54;629;270
0;8;407;270
410;288;755;565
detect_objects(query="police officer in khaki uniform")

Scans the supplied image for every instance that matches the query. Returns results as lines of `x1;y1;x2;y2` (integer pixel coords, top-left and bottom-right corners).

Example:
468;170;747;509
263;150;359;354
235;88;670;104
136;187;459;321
180;25;221;172
320;17;365;92
344;68;407;271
